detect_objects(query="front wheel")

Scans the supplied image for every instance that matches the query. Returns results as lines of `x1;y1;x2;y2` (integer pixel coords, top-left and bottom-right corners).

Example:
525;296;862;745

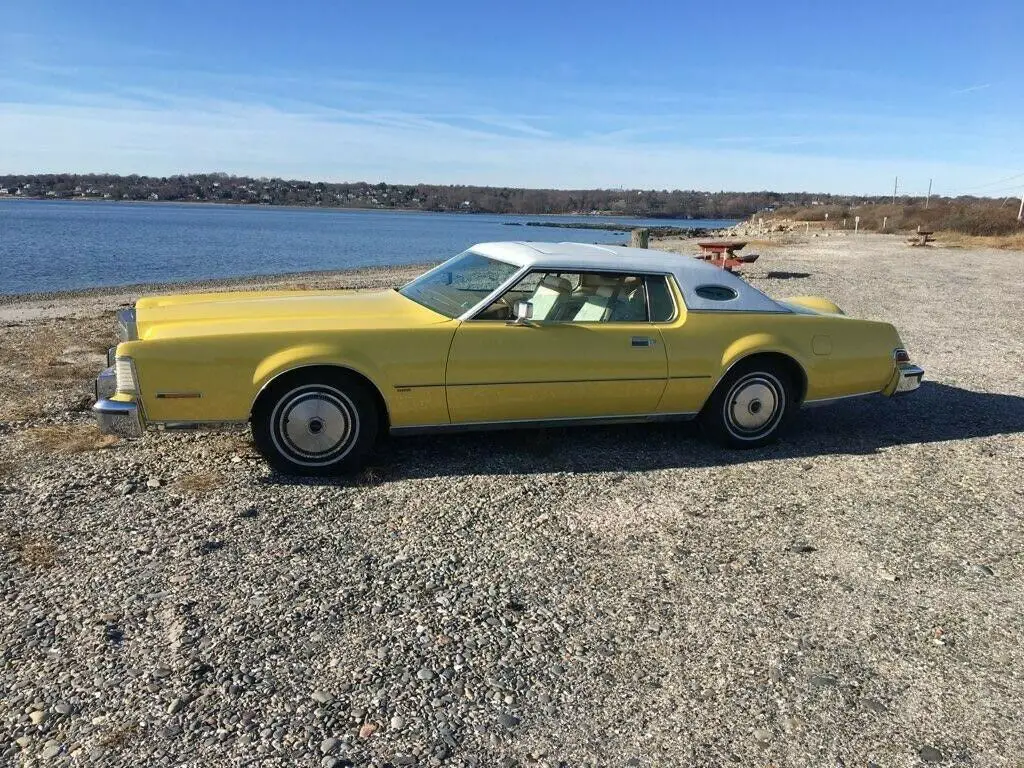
252;371;379;476
700;361;795;448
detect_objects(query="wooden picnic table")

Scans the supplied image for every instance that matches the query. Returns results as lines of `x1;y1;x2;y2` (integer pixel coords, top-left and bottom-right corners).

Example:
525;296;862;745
696;240;759;271
908;229;934;247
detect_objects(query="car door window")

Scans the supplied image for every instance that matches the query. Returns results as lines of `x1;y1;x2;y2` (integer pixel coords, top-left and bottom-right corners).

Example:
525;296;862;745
475;271;674;323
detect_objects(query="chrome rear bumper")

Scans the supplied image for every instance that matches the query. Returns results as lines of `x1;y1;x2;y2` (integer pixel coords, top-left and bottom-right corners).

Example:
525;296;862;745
93;399;144;437
894;363;924;394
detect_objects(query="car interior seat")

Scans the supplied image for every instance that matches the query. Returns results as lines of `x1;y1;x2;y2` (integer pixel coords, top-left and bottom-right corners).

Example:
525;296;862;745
528;274;572;320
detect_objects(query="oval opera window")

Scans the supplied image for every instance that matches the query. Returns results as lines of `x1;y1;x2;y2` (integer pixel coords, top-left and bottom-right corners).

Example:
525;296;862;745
694;284;738;302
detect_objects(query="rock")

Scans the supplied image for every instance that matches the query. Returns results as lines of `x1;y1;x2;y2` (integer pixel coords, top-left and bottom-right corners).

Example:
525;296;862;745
390;715;406;730
968;563;994;577
53;702;72;716
238;507;258;518
789;542;817;554
752;727;772;744
920;745;944;762
497;713;520;728
320;737;339;754
196;540;224;555
393;756;417;766
29;710;47;725
863;698;888;713
311;690;334;704
15;736;31;748
878;570;898;582
146;478;162;488
809;674;838;688
416;668;434;681
358;723;377;739
167;698;185;715
41;743;62;759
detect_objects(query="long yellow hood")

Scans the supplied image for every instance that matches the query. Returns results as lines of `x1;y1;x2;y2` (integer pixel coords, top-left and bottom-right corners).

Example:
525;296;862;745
134;289;447;340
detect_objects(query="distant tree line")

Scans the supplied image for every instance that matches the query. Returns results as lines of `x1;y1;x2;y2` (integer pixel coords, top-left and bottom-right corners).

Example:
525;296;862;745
0;172;989;219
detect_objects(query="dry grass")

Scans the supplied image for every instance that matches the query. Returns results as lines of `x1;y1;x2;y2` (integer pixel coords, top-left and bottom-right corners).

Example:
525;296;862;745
937;231;1024;251
24;424;118;454
0;318;112;421
1;532;58;568
771;201;1024;237
172;471;227;493
0;459;14;479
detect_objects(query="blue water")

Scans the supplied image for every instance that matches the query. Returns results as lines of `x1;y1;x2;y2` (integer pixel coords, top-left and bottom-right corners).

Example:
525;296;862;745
0;200;737;295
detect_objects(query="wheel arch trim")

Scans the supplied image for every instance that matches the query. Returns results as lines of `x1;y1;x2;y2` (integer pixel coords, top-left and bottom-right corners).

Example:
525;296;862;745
705;340;810;409
250;359;391;427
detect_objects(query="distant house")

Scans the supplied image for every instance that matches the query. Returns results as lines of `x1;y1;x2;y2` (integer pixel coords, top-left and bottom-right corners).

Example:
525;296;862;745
0;188;8;195
149;193;160;200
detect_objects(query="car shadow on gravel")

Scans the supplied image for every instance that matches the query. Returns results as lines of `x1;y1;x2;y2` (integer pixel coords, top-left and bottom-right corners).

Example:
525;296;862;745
260;382;1024;483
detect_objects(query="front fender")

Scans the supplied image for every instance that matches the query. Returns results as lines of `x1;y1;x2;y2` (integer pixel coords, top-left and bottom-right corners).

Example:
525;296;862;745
252;343;387;399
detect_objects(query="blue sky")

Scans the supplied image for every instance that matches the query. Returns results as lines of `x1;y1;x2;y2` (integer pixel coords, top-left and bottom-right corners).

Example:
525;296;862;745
1;1;1021;195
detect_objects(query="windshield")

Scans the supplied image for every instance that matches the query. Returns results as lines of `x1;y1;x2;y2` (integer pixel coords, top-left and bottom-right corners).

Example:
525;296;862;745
399;250;521;318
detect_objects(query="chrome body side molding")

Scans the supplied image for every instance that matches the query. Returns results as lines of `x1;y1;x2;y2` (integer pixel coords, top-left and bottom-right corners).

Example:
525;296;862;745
390;411;698;436
802;391;880;408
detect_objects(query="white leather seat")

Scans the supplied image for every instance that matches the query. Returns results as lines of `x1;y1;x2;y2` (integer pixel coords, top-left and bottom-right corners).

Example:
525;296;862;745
528;275;572;320
573;284;617;321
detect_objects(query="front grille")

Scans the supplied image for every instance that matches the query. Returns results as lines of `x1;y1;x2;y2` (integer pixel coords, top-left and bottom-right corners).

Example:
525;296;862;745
115;358;136;393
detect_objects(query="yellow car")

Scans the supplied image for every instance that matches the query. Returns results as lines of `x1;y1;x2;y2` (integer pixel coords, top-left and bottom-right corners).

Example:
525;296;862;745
94;242;923;475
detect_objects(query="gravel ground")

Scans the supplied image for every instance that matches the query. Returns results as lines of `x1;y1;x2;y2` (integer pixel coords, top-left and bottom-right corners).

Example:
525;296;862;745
2;234;1023;767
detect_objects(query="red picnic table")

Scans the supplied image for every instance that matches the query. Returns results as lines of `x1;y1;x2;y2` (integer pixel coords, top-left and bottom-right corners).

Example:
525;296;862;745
696;240;760;272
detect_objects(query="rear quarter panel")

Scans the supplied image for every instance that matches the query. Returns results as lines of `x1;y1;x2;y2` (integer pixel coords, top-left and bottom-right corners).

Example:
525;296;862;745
657;310;900;412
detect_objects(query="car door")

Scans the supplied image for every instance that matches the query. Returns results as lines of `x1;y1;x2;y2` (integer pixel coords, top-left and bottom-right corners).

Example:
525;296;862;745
444;270;670;424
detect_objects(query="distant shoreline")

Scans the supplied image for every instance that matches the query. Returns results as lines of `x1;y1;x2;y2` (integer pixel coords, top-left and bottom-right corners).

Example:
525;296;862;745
0;196;739;223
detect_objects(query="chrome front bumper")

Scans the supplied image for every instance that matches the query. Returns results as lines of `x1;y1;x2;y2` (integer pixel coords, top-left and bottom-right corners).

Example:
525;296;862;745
94;356;144;438
894;363;924;394
96;365;116;400
93;398;144;437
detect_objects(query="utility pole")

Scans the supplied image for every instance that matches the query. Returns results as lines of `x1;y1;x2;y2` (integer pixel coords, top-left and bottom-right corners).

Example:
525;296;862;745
1018;189;1023;222
892;176;898;205
926;178;932;208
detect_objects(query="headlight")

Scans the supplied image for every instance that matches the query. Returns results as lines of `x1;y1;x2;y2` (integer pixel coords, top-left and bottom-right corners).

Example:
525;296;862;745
116;308;138;342
115;357;137;394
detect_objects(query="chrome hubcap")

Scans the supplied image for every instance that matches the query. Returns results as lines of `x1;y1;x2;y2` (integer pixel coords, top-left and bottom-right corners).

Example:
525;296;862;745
723;374;785;439
270;385;360;466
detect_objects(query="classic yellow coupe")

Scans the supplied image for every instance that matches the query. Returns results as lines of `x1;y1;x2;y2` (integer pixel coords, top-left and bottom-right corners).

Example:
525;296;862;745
94;242;923;475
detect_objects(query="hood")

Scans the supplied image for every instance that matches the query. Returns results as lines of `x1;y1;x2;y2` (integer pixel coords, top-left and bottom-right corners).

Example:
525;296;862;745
134;289;448;340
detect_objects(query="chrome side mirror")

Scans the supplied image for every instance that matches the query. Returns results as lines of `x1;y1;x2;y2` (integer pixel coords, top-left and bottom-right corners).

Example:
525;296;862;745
508;300;534;326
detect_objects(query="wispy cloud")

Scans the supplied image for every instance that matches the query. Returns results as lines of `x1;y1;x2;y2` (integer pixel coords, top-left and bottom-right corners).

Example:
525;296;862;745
951;83;992;94
0;96;1012;194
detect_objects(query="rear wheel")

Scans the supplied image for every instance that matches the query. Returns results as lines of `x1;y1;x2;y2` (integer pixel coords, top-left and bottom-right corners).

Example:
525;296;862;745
252;370;379;476
700;360;795;448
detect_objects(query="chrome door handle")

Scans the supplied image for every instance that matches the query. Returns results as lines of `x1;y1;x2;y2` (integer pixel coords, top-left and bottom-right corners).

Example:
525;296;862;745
631;336;656;347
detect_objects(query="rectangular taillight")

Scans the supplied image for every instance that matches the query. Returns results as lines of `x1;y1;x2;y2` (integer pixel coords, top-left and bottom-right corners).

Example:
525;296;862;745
893;348;912;364
115;357;136;393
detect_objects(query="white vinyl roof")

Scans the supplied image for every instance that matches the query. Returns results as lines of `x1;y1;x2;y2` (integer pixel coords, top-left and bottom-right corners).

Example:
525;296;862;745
471;241;789;313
